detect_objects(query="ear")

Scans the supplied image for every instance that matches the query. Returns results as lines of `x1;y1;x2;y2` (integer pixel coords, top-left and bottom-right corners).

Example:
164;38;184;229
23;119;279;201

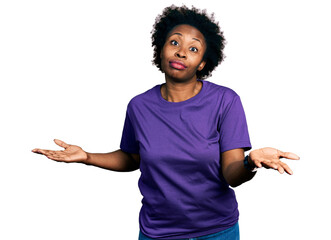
197;60;206;71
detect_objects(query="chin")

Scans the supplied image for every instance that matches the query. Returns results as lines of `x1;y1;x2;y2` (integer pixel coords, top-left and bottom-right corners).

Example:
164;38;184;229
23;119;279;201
164;71;195;83
167;75;191;83
169;75;197;83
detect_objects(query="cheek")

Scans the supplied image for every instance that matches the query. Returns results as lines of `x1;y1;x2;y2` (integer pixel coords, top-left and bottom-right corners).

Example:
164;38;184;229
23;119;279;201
160;46;164;59
191;56;204;69
160;46;173;67
159;49;168;71
161;45;172;58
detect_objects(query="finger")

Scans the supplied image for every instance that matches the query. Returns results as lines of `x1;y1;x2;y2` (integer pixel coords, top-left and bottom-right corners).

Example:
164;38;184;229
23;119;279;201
261;162;271;169
32;149;60;157
52;156;68;162
44;151;70;160
280;162;293;175
278;150;300;160
263;161;291;175
277;165;285;174
262;161;278;171
52;153;69;160
252;159;262;168
32;149;44;154
54;139;70;149
32;149;49;155
45;155;66;162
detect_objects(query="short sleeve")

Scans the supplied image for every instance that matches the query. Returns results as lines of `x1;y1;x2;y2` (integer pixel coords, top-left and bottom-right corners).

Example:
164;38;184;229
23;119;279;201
219;95;252;153
120;110;140;154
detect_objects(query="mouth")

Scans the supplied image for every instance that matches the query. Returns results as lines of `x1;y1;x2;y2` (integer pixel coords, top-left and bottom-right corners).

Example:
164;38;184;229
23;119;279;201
169;60;187;70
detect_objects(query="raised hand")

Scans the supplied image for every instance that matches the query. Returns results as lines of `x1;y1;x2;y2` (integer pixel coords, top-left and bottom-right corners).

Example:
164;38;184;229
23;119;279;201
32;139;88;163
248;147;300;175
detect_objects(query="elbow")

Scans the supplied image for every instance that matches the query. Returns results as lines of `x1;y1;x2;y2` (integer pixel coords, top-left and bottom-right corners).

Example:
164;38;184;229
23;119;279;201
229;182;239;188
225;174;255;188
226;178;243;188
223;170;241;188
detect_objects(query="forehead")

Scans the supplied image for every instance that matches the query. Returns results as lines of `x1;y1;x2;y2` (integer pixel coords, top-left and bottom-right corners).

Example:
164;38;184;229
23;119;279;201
167;24;205;42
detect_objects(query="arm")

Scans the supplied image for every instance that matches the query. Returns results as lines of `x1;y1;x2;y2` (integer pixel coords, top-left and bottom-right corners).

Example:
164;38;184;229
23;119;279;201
222;148;256;188
222;147;300;188
84;150;140;172
32;139;140;172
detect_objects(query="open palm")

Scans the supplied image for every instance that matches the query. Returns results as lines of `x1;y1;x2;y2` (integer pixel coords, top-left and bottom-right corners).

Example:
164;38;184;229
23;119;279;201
249;147;300;175
32;139;87;163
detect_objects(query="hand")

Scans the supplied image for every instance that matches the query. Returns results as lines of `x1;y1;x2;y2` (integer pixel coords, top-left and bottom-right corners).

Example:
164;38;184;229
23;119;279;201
248;147;300;175
32;139;88;163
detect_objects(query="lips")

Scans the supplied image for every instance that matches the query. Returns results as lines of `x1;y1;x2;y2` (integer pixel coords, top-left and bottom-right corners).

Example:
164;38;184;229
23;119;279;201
169;60;187;70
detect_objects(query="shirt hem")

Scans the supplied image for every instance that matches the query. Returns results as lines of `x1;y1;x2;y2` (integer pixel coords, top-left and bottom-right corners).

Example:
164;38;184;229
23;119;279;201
140;220;239;239
120;146;139;154
220;142;252;153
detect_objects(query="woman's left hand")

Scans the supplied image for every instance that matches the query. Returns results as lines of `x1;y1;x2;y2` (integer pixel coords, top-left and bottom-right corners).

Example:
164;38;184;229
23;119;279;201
248;147;300;175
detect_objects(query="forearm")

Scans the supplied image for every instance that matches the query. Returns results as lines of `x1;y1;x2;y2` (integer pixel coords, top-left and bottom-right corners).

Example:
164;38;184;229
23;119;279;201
222;149;256;188
222;156;256;188
83;149;139;172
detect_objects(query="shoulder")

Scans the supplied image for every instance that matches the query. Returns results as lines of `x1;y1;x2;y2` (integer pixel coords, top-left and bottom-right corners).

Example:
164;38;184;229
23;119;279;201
126;84;160;110
201;81;244;119
203;80;240;101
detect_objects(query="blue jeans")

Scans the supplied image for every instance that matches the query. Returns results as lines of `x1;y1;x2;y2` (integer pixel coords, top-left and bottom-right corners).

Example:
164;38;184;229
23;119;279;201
138;222;239;240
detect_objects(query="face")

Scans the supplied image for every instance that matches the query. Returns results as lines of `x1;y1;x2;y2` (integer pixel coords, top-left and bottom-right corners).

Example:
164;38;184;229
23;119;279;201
160;24;207;83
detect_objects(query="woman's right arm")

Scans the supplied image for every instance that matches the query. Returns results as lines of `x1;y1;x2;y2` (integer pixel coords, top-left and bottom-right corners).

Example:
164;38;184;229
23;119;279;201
32;139;140;172
85;150;140;172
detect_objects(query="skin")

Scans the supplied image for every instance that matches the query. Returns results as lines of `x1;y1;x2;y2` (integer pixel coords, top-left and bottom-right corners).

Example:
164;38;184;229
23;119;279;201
32;24;300;187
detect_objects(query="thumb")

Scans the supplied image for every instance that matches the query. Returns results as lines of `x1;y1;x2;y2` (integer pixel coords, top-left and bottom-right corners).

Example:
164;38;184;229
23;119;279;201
278;150;300;160
54;139;70;149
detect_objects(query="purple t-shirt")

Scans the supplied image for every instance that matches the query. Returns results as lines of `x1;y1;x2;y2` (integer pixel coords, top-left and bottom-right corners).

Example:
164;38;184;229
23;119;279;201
120;80;251;239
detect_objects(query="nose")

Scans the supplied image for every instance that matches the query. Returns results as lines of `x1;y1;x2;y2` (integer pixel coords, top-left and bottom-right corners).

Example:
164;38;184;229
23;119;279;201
175;48;186;59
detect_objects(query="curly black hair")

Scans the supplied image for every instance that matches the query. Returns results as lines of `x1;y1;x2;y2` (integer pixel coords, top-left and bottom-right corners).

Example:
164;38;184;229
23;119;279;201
151;5;226;79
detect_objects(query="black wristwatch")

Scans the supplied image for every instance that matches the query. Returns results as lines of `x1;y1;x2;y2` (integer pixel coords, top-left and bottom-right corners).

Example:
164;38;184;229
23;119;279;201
244;155;257;172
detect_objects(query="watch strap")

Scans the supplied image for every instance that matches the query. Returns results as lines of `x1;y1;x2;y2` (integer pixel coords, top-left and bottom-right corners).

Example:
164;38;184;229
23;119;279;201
244;155;257;172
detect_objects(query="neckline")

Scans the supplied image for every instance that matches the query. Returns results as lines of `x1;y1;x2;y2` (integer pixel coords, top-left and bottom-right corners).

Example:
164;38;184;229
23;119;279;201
157;79;206;106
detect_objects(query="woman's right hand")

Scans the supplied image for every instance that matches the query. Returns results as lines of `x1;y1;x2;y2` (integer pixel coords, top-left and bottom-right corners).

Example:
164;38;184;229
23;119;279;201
32;139;88;163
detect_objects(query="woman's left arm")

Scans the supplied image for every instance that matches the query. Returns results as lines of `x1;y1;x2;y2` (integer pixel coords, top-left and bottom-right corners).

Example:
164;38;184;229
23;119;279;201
222;148;300;188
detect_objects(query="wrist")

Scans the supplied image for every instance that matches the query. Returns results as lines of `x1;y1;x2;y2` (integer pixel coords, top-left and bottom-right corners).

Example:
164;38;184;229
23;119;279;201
244;155;257;172
83;152;92;165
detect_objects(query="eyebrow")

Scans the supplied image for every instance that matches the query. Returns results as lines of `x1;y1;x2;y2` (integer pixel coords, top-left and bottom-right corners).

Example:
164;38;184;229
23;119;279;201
170;33;202;44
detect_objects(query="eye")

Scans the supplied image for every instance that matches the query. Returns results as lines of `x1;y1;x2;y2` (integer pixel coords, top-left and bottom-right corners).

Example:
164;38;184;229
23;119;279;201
170;40;179;46
190;47;198;52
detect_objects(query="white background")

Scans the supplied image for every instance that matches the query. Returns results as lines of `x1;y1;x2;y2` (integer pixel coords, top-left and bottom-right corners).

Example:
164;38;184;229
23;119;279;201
1;0;330;239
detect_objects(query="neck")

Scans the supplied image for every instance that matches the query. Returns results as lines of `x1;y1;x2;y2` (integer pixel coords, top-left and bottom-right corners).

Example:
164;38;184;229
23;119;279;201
161;78;202;102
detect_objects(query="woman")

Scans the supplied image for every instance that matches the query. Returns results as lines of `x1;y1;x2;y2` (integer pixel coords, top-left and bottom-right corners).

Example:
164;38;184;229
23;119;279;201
32;5;300;240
